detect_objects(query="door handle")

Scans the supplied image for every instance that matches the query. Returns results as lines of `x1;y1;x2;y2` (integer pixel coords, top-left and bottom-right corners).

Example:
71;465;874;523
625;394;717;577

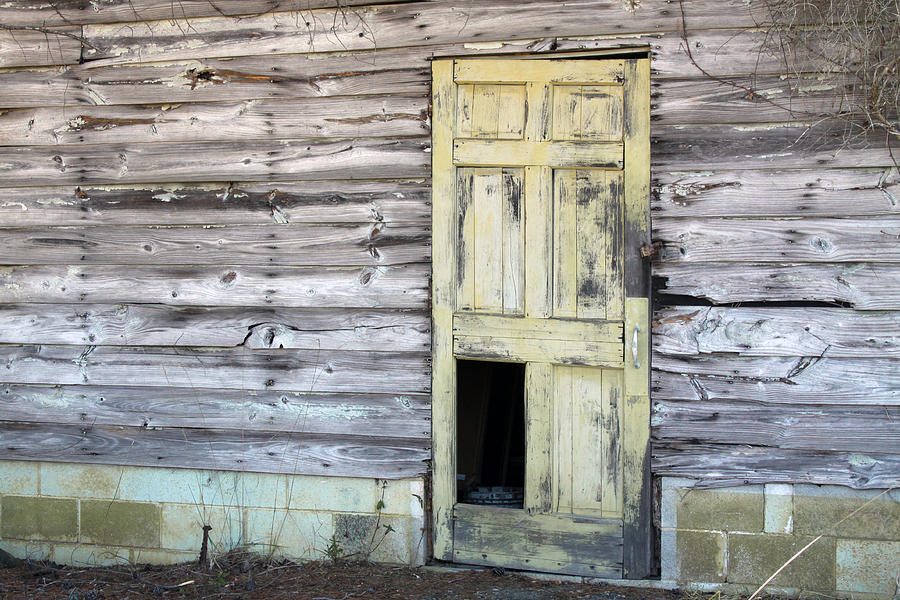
632;325;640;369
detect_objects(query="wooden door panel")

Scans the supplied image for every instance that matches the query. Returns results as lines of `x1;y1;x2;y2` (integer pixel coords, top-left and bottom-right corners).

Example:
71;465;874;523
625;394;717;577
456;167;524;314
551;85;624;141
552;169;625;320
553;365;623;517
453;504;623;578
432;56;651;578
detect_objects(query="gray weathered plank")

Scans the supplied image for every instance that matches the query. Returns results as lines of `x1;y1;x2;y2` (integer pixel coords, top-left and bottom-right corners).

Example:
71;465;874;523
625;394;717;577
652;444;900;489
655;263;900;309
652;167;900;217
652;356;900;405
654;307;900;358
0;304;430;350
79;2;761;65
0;30;814;110
0;0;418;26
654;217;900;263
0;345;430;393
0;264;429;308
0;27;82;67
0;223;430;266
0;54;428;109
0;422;429;478
652;400;900;454
0;95;429;146
651;74;858;125
0;181;430;226
652;123;895;170
0;384;430;438
0;137;429;186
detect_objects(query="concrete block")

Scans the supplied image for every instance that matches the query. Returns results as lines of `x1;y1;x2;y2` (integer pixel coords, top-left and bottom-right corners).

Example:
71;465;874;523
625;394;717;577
40;463;124;499
676;489;764;532
225;472;290;509
244;507;333;560
764;484;793;534
0;461;39;495
52;543;131;567
119;468;289;509
0;539;52;561
332;513;425;565
728;533;836;591
836;539;900;595
117;466;238;506
286;475;376;514
377;479;425;518
160;503;242;554
80;500;160;547
794;488;899;541
368;515;425;565
671;530;727;582
660;488;677;528
131;548;197;566
661;477;699;490
660;529;677;581
1;496;77;541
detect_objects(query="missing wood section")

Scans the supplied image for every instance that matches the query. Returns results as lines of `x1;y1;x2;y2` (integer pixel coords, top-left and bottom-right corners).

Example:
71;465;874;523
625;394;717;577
455;359;526;508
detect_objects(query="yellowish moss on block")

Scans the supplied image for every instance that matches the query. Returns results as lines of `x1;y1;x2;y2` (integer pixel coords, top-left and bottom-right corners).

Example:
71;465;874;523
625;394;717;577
728;533;836;591
80;500;160;548
1;496;77;541
676;489;764;532
673;530;726;582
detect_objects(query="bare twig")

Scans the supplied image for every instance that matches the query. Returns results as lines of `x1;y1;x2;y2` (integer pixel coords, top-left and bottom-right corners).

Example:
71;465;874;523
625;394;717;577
0;23;100;50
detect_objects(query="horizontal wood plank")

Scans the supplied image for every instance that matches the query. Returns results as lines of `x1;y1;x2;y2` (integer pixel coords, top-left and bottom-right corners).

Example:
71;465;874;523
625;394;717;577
0;137;429;186
655;263;900;309
652;443;900;489
79;2;761;65
0;96;429;146
454;59;624;84
0;223;430;266
0;27;82;68
0;304;430;350
651;74;859;125
453;504;622;578
652;400;900;454
0;181;431;226
0;421;429;478
652;123;895;170
454;140;623;168
654;217;900;263
0;345;430;393
454;335;623;368
454;313;623;342
652;356;900;405
0;0;415;26
0;264;429;308
654;307;900;358
0;384;430;438
652;168;900;217
0;30;820;110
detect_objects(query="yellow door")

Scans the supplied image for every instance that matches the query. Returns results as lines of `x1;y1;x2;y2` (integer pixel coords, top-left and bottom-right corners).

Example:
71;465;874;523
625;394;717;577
432;57;652;578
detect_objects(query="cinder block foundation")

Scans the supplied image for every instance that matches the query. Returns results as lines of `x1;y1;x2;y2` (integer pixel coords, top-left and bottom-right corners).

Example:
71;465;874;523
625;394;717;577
660;477;900;598
0;460;426;567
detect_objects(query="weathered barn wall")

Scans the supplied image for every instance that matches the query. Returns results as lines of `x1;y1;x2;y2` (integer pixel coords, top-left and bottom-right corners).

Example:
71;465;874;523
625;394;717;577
0;0;897;578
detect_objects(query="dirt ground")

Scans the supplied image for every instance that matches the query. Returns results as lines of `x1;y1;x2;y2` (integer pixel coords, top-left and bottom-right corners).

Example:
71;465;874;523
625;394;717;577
0;553;686;600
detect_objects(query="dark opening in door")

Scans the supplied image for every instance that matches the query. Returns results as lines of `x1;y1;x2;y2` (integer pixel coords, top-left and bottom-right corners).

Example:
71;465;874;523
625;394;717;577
455;359;526;508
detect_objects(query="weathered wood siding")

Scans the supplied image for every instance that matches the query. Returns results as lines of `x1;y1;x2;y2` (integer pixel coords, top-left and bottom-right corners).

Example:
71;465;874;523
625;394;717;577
0;0;896;488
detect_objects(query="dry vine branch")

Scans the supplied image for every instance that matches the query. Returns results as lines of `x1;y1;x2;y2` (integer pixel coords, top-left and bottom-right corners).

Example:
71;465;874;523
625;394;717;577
679;0;898;143
756;0;899;137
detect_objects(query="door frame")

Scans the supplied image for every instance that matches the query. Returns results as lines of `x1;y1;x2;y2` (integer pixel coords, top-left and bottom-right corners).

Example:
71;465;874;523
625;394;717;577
430;53;653;579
